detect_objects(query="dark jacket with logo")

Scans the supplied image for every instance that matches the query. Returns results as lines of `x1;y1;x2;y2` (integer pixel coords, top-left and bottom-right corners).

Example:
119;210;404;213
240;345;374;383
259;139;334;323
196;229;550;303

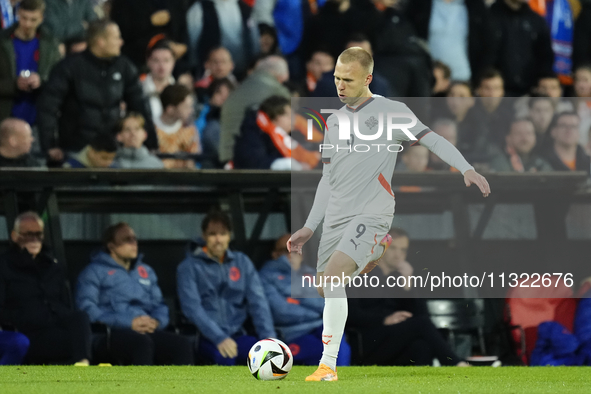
37;49;157;153
176;238;276;345
0;244;71;333
0;25;61;122
75;251;169;329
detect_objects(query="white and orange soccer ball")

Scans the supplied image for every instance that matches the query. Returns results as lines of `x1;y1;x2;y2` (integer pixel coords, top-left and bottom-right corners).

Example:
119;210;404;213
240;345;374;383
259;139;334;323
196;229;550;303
247;338;293;380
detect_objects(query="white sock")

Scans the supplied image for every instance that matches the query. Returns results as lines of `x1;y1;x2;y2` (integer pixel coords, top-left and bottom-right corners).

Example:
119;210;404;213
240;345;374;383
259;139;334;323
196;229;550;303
319;283;347;371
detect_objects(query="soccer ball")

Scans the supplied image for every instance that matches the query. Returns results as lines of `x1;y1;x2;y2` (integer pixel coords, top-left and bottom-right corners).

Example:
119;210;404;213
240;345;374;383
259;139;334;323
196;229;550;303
247;338;293;380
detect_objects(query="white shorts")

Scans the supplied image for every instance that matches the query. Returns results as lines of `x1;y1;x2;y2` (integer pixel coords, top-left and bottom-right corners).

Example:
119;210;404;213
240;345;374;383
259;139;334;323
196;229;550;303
317;214;390;277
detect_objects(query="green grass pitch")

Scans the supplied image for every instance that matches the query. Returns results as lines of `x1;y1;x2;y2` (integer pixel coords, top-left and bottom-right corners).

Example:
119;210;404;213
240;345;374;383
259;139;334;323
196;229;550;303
1;366;589;394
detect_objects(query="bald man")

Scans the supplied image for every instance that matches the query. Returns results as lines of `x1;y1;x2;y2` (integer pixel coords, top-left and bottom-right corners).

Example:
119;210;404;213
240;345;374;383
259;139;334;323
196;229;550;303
0;118;38;167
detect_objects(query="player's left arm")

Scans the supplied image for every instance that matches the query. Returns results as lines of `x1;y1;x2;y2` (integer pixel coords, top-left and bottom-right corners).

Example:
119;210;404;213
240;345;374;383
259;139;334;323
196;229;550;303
417;132;491;197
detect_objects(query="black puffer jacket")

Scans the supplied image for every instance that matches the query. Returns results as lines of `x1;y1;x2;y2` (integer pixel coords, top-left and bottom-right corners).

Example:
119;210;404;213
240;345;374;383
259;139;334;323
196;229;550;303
37;50;157;153
489;0;554;96
0;245;71;334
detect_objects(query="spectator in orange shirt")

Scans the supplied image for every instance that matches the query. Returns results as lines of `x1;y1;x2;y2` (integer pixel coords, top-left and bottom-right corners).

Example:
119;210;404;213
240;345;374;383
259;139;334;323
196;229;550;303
155;84;201;169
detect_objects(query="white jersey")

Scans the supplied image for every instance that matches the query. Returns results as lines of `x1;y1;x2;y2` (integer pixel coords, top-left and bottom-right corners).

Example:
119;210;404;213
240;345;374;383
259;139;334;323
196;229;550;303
319;95;430;227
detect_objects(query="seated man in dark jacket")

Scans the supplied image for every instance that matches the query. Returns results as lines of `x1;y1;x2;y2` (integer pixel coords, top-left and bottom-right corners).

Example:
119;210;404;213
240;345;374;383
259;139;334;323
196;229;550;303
177;211;276;365
76;222;193;366
0;211;91;365
233;95;320;170
259;234;351;366
347;228;467;366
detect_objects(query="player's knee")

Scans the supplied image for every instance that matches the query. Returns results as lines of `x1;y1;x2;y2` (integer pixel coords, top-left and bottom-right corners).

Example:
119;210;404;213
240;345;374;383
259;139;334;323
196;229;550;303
324;251;357;279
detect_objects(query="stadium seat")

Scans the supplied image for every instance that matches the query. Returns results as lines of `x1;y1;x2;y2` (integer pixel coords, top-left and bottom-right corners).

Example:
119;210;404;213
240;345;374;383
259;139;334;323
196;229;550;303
426;299;487;356
505;275;577;365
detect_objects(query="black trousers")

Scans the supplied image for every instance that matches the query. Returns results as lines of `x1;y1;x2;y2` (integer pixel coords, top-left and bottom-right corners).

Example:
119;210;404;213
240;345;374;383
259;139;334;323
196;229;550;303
360;315;462;366
93;329;194;366
24;310;92;364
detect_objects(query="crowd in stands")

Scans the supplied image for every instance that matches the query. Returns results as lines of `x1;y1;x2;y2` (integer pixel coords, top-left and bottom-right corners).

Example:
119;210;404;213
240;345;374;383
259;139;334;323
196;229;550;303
0;0;589;174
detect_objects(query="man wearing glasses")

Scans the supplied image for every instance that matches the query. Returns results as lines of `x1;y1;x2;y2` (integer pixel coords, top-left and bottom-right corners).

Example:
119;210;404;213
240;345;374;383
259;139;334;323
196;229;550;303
543;112;591;175
76;222;193;365
0;211;92;365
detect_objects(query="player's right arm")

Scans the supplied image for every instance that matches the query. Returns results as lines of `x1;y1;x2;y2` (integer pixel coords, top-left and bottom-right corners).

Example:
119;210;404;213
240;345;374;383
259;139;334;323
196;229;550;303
288;162;331;254
288;119;334;254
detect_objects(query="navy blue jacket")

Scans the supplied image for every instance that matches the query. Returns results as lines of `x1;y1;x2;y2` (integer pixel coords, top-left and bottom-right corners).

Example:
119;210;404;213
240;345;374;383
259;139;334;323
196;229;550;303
177;239;276;345
233;110;282;169
76;251;169;329
259;256;323;342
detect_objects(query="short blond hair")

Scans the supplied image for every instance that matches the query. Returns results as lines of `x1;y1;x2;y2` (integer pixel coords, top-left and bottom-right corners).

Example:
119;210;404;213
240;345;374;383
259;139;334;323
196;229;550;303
337;47;374;74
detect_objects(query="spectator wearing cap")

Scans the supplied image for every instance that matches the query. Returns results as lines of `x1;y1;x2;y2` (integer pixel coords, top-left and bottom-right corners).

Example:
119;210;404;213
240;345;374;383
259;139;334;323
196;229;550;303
38;20;157;165
0;0;61;125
